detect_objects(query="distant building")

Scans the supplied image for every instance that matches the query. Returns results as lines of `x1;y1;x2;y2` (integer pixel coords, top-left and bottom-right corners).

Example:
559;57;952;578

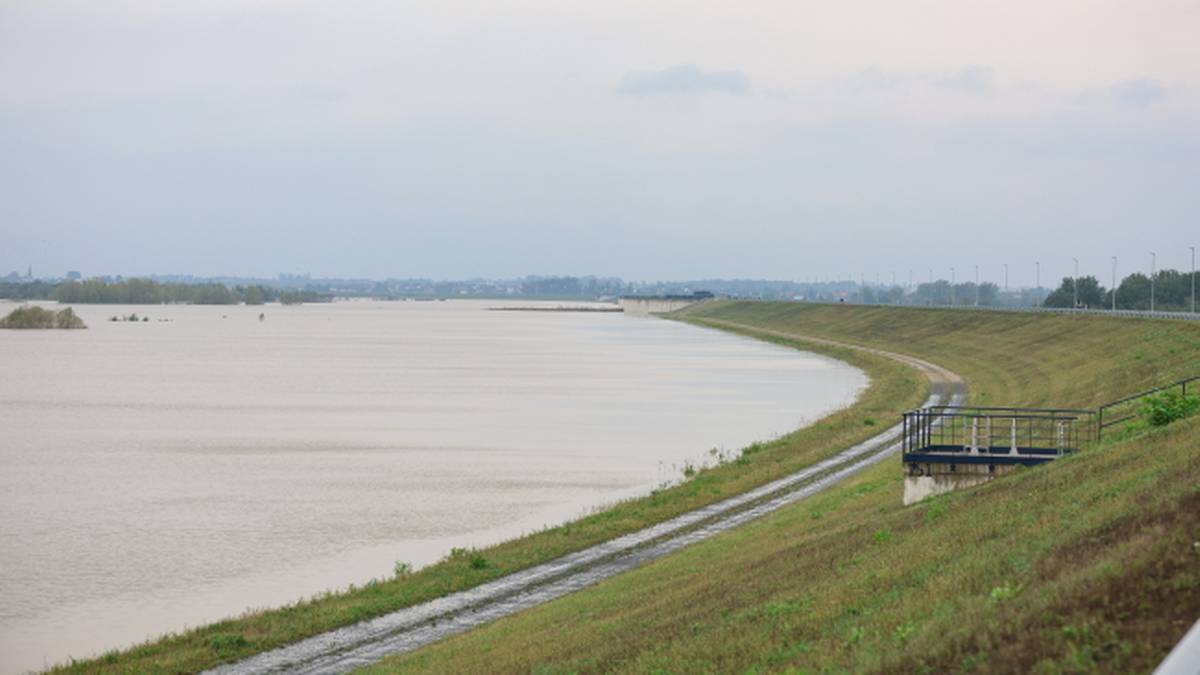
66;270;82;280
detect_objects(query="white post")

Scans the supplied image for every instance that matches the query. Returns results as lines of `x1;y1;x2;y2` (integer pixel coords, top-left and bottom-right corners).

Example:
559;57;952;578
1073;257;1079;309
1112;256;1118;311
1010;418;1018;456
1191;246;1196;314
971;418;979;455
1150;251;1156;312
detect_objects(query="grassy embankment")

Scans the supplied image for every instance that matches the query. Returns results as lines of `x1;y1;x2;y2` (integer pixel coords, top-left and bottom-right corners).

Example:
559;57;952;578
54;318;924;673
373;301;1200;674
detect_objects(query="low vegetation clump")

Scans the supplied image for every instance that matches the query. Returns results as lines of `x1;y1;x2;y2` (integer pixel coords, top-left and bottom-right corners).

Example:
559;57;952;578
0;305;86;329
1141;389;1200;427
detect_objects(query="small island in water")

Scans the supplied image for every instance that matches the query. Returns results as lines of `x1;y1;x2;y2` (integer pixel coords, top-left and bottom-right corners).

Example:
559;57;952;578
0;306;87;329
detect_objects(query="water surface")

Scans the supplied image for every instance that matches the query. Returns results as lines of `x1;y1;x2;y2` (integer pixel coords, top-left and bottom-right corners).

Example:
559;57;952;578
0;299;866;672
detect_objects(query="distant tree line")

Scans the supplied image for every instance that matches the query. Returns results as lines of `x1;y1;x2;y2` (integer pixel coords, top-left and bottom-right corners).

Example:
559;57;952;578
0;280;57;300
0;279;333;305
1042;270;1199;310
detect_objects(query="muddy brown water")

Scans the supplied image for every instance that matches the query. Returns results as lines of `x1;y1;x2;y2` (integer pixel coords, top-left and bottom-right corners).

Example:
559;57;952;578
0;299;866;673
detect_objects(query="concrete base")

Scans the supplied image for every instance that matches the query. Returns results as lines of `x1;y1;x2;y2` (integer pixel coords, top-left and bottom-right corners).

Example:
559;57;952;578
903;462;1017;505
618;298;707;315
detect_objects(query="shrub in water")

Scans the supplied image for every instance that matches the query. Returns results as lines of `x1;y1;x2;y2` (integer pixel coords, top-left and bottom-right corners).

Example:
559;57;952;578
0;306;86;329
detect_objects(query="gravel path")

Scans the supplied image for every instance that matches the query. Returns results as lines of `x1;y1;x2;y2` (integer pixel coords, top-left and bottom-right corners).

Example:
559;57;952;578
206;324;965;675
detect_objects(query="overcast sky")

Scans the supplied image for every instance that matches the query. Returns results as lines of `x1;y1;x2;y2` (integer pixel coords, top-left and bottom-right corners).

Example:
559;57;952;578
2;1;1197;284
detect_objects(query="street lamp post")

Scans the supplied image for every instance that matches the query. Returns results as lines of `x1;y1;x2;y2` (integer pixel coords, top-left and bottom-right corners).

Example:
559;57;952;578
1075;257;1084;309
1036;261;1040;291
1111;256;1117;311
1150;251;1156;312
1191;246;1196;314
951;267;956;306
998;263;1008;307
974;265;980;306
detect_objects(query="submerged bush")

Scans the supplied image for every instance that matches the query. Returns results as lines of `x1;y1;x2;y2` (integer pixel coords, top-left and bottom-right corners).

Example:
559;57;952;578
1141;389;1200;427
0;305;87;329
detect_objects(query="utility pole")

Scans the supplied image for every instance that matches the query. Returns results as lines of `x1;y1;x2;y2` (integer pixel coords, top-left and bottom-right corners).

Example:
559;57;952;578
1111;256;1118;311
1003;263;1009;308
1191;246;1196;314
974;265;980;306
951;267;956;306
928;268;933;306
1073;258;1079;309
1035;261;1040;290
1150;251;1156;312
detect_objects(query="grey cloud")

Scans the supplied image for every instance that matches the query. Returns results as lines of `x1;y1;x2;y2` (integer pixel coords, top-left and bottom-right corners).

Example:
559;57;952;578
849;67;907;92
1108;78;1167;106
934;66;994;92
846;66;995;94
288;83;345;103
616;65;750;97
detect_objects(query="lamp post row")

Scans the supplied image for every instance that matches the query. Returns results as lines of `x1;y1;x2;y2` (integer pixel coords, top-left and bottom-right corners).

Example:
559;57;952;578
840;247;1195;314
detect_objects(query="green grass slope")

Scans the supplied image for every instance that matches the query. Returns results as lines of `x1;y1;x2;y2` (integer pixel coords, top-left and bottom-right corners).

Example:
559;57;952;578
372;302;1200;673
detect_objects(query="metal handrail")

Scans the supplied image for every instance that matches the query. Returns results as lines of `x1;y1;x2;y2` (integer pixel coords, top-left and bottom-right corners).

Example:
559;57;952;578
928;405;1095;415
1098;376;1199;413
1097;375;1199;434
903;374;1199;453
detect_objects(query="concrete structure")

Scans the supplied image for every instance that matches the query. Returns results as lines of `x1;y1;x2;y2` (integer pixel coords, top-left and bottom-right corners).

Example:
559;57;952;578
619;292;714;316
904;463;1018;505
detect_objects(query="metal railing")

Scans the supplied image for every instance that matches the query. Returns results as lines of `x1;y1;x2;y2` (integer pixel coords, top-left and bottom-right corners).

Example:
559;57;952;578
902;405;1093;462
1097;376;1200;437
901;376;1199;464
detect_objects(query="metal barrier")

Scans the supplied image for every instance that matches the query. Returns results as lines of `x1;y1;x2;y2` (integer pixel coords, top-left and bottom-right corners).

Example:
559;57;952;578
902;406;1094;466
901;376;1199;465
1097;376;1200;437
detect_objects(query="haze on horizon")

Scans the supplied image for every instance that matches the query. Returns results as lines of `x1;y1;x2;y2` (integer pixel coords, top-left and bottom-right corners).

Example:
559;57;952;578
1;1;1197;286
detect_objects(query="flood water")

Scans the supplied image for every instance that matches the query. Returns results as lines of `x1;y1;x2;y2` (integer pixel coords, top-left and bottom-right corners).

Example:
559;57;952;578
0;299;866;673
